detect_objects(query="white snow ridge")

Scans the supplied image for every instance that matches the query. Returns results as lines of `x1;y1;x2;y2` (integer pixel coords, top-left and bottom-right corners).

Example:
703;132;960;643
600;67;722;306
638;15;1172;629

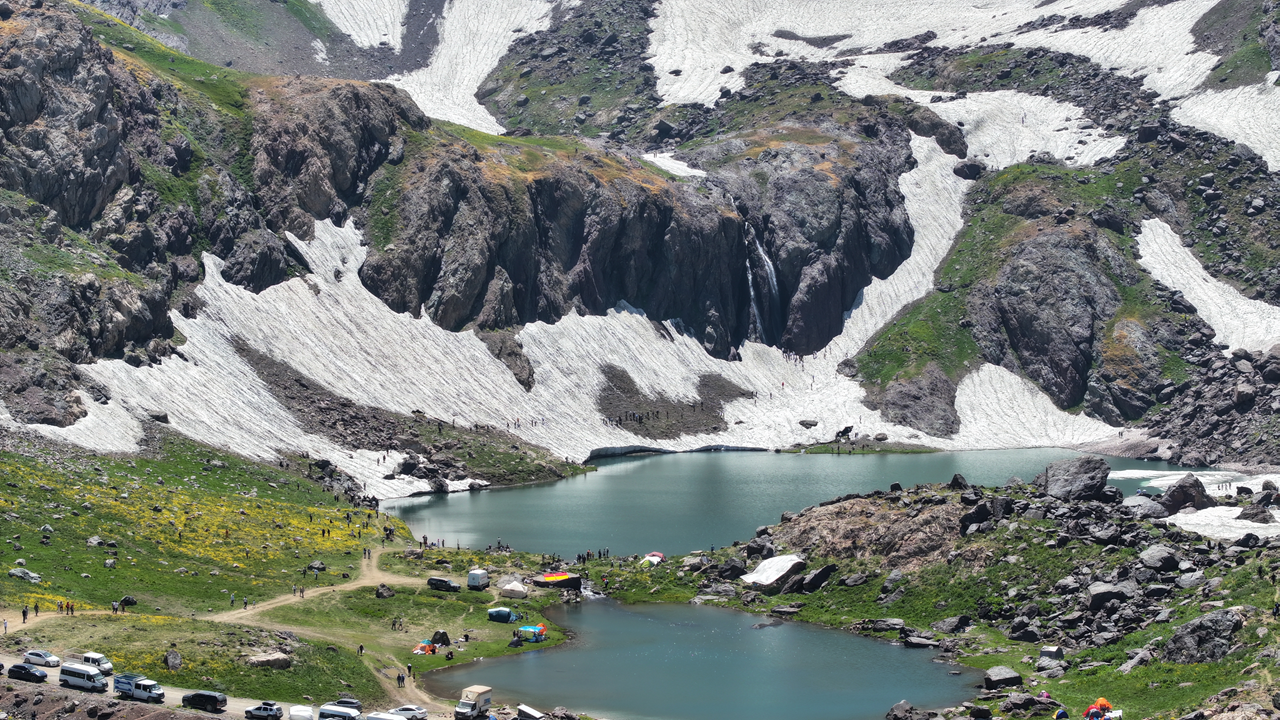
316;0;410;52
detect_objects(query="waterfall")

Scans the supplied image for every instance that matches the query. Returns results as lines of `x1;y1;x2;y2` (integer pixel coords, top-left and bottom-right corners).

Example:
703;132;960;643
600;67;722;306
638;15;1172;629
746;259;765;341
753;234;779;304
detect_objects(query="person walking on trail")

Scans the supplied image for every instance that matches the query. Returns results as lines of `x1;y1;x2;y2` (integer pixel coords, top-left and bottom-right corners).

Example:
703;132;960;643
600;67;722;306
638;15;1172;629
357;644;364;656
21;606;28;624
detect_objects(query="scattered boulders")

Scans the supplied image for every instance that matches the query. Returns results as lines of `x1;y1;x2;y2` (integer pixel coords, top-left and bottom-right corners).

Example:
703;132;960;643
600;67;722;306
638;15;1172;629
887;700;933;720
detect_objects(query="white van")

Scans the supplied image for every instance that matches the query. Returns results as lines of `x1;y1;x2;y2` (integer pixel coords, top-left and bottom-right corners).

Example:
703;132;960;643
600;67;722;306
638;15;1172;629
60;663;108;691
318;705;362;720
288;706;315;720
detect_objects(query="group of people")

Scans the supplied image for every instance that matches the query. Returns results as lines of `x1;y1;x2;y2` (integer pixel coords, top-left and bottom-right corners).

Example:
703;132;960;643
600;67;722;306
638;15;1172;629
1041;695;1115;720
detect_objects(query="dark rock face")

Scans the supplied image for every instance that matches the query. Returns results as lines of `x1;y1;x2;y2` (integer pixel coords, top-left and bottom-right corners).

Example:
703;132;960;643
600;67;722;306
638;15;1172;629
476;330;535;391
1162;609;1242;663
1262;2;1280;71
1033;456;1111;502
968;225;1123;410
252;77;429;242
1159;473;1217;513
220;230;290;293
864;362;960;437
0;7;128;228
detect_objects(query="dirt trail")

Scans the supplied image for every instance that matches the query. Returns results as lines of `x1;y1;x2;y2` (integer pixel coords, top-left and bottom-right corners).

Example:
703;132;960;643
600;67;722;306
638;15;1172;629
5;550;453;716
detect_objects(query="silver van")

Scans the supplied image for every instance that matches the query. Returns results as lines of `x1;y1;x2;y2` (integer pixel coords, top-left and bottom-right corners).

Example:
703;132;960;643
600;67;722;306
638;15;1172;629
318;706;362;720
60;663;107;691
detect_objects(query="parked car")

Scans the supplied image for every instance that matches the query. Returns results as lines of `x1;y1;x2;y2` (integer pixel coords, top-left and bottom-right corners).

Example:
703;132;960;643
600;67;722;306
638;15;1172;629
246;701;284;720
8;663;48;683
23;650;61;667
325;699;363;712
427;577;460;592
387;706;429;720
183;691;228;712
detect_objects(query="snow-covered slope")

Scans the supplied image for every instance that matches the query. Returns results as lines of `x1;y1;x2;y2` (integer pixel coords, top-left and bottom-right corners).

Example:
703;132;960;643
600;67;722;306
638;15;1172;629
1136;219;1280;353
385;0;556;133
1172;73;1280;171
316;0;411;52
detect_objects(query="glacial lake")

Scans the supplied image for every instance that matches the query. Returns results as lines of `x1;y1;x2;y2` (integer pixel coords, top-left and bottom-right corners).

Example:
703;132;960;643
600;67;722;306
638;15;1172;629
384;448;1193;558
422;599;982;720
391;448;1197;720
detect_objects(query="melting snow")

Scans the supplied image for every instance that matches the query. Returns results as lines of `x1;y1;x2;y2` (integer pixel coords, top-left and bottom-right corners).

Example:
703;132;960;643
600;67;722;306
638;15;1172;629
1135;219;1280;353
0;392;143;455
641;153;706;177
1172;73;1280;171
315;0;410;52
385;0;555;134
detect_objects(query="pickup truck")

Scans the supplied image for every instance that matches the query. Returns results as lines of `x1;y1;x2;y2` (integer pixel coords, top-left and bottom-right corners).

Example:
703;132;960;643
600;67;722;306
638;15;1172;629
66;651;114;675
113;673;166;702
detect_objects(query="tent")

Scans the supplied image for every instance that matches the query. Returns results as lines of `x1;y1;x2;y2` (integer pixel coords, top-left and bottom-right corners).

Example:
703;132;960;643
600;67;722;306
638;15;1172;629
530;572;581;590
517;624;547;642
488;607;521;623
638;552;665;567
500;581;529;599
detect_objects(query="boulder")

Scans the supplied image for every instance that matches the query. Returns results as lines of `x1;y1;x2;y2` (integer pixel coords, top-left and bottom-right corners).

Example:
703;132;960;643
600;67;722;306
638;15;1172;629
740;554;805;589
931;615;971;634
1086;580;1138;611
1159;474;1217;512
871;618;906;633
120;595;137;606
375;583;396;599
246;652;292;669
1176;570;1206;589
8;567;41;583
887;700;933;720
802;564;838;592
307;560;327;572
164;650;182;671
984;665;1023;690
1163;609;1242;663
904;636;940;648
953;161;986;180
104;558;116;569
842;573;869;587
1123;495;1169;519
1139;544;1179;571
1034;456;1111;502
1237;504;1275;524
1118;649;1152;674
717;558;748;580
86;535;104;547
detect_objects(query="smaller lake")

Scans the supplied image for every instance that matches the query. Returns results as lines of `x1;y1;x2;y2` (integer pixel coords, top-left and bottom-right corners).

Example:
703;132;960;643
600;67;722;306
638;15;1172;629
385;449;1195;558
424;600;980;720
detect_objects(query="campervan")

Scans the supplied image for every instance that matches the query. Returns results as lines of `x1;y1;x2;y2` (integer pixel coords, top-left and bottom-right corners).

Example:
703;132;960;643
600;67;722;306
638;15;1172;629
454;685;491;720
467;569;489;591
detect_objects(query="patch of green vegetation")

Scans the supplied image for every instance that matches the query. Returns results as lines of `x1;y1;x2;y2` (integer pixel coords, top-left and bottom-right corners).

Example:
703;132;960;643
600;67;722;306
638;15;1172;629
1206;40;1273;88
139;11;185;37
21;239;145;286
72;2;252;117
435;120;582;153
200;0;265;40
29;615;386;705
0;436;407;616
259;582;567;674
367;164;403;251
856;292;981;386
284;0;338;40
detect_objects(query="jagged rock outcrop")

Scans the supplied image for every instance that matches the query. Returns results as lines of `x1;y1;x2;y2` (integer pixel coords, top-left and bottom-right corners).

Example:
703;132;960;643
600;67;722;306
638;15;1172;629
251;77;429;241
1162;609;1242;664
1263;2;1280;71
1034;456;1111;503
968;224;1124;411
863;362;960;437
0;5;129;227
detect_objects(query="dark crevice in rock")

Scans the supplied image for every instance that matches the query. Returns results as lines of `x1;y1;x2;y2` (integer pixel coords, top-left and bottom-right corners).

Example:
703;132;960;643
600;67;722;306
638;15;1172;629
475;329;535;391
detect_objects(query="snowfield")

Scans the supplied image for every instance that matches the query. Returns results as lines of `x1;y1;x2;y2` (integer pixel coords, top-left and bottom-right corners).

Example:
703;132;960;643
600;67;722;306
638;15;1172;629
1172;73;1280;171
385;0;556;134
1135;219;1280;353
316;0;410;52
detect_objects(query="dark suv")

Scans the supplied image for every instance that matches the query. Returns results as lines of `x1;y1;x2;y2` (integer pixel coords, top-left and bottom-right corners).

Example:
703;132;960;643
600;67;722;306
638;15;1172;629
427;577;460;592
183;691;228;712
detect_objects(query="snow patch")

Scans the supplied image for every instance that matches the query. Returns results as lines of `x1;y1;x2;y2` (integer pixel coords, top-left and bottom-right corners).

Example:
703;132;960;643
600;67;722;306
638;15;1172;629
1165;506;1280;542
312;39;330;65
648;0;1212;107
641;153;706;177
950;365;1114;449
1172;73;1280;171
315;0;410;52
1135;218;1280;353
385;0;555;133
0;392;143;455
